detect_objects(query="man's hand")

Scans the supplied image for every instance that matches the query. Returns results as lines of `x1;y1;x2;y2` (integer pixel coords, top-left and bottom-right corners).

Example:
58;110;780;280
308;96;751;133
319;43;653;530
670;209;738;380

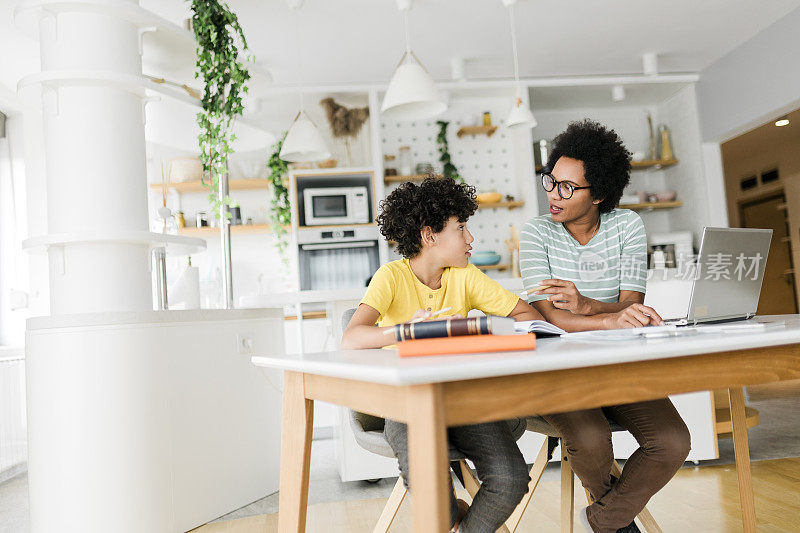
603;304;665;329
535;279;595;315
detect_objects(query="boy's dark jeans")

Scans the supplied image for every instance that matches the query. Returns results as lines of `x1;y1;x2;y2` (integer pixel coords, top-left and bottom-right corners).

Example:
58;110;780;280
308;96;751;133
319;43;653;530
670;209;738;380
545;399;691;533
384;419;530;532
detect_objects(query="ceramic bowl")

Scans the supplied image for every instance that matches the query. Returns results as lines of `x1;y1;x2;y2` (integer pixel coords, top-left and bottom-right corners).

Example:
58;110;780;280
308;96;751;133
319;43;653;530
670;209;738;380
470;251;502;266
476;192;503;204
655;190;677;202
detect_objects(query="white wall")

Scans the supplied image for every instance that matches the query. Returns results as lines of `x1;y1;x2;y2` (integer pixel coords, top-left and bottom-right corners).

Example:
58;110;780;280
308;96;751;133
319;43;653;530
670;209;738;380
381;94;537;269
697;6;800;142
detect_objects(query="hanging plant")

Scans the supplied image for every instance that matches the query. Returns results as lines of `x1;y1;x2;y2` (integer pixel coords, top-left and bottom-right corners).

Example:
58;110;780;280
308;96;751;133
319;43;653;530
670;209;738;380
190;0;251;220
267;132;291;261
435;120;464;183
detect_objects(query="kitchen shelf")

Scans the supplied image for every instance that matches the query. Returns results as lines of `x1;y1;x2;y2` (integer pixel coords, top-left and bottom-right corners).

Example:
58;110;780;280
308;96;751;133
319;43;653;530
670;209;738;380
384;174;437;184
630;159;678;170
619;201;683;211
456;126;498;138
477;201;525;210
178;224;274;236
150;178;270;194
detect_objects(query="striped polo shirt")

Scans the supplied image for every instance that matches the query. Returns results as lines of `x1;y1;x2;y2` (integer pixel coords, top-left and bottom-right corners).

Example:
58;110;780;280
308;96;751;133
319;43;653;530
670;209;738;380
519;209;647;304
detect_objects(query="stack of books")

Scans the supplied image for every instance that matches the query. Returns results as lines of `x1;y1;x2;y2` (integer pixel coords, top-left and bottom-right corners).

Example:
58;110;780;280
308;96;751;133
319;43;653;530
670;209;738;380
389;316;565;357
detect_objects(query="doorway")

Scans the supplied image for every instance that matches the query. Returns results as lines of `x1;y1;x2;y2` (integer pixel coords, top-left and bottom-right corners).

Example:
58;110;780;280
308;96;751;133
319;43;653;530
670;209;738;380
740;192;797;314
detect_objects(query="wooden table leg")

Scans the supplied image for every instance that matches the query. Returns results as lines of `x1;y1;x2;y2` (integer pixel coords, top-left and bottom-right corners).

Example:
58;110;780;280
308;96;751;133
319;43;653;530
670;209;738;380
278;371;314;533
407;383;450;533
729;387;756;533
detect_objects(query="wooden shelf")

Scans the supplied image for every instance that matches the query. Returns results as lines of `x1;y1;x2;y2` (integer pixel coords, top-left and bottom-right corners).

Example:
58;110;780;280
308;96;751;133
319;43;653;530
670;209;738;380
477;201;525;210
630;159;678;170
384;174;437;184
178;224;273;236
457;126;498;138
475;263;510;271
715;406;760;436
284;311;327;321
619;201;683;211
149;178;270;194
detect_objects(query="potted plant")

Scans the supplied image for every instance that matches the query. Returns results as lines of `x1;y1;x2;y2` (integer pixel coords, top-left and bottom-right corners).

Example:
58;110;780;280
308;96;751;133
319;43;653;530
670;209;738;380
190;0;251;220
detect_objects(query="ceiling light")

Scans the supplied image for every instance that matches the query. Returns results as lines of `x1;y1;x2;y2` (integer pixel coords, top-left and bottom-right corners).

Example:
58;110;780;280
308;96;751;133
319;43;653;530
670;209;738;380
612;85;626;102
642;52;658;76
381;3;446;121
775;117;790;127
503;0;537;129
280;110;331;162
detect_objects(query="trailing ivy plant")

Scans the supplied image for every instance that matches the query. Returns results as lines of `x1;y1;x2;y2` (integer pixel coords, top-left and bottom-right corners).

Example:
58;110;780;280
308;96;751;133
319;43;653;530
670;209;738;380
435;120;464;183
190;0;251;220
267;132;291;262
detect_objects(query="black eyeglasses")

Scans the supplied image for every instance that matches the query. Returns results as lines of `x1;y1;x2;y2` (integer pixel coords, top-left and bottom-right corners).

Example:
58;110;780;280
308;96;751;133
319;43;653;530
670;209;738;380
541;172;591;200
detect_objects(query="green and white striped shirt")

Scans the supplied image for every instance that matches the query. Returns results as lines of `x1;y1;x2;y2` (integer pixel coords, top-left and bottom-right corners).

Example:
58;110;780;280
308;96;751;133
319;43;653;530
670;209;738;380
520;209;647;303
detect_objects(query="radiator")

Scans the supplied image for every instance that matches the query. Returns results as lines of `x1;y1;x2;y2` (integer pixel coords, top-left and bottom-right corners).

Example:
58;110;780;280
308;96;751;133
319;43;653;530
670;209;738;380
0;356;26;481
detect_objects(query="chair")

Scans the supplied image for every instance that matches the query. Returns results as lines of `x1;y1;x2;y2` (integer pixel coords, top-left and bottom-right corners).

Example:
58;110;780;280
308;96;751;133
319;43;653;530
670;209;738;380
342;308;527;532
350;411;528;533
511;416;663;533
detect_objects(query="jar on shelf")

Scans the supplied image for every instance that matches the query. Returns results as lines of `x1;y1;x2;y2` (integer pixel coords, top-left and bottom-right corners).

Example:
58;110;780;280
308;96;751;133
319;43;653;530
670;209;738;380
482;111;492;127
398;146;412;176
384;154;397;177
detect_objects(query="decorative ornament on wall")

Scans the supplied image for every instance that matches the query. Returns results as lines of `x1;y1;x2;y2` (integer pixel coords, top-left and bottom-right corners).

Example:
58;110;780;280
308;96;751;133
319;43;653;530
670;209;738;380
320;97;370;166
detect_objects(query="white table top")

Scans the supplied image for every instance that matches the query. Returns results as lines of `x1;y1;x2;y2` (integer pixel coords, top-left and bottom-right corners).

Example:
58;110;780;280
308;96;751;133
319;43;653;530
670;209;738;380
251;315;800;386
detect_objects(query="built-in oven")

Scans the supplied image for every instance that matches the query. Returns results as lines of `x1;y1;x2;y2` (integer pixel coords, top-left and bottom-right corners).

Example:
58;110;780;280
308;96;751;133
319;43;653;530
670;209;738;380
302;186;370;226
297;226;380;291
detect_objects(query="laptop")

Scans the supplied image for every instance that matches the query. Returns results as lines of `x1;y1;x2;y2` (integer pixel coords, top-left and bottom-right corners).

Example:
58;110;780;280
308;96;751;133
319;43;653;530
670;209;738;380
667;227;772;326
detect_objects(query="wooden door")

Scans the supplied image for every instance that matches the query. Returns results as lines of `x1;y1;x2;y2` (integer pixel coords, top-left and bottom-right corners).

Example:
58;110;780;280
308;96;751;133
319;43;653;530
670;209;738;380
740;193;798;314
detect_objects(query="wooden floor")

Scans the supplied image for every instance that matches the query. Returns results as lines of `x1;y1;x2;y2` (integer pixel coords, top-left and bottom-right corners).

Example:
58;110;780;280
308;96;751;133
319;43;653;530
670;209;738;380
191;456;800;532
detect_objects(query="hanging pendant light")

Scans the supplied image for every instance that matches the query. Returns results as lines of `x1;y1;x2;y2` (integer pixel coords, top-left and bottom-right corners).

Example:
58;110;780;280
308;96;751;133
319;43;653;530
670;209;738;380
381;2;446;121
280;3;331;162
280;110;331;162
503;0;537;129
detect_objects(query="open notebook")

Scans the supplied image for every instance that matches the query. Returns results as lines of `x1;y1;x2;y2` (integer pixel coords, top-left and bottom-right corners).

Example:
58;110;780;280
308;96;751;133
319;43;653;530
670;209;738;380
513;320;567;337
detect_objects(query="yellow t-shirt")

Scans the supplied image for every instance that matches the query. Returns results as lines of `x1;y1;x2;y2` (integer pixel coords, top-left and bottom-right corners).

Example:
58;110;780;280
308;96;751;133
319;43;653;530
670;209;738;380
360;259;520;327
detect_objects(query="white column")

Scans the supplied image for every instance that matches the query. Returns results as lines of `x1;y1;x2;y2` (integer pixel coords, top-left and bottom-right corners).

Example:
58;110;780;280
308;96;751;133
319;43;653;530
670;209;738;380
36;2;152;314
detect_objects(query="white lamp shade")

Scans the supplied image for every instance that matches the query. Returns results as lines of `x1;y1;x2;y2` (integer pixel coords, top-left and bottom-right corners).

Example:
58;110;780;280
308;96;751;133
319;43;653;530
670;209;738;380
381;56;447;121
505;100;537;129
279;113;331;162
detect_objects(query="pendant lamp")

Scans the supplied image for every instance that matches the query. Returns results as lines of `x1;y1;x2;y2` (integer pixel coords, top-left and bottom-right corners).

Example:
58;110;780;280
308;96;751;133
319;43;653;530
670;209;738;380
503;0;537;129
280;3;331;162
381;2;446;121
280;110;331;162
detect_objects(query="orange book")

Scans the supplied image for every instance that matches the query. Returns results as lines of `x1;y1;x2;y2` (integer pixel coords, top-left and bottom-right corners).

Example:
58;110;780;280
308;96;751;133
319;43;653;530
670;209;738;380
396;334;536;357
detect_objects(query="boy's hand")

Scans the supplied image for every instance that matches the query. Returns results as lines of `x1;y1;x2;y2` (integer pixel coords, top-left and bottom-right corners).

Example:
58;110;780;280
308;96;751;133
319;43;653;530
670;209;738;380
408;309;463;322
536;279;594;315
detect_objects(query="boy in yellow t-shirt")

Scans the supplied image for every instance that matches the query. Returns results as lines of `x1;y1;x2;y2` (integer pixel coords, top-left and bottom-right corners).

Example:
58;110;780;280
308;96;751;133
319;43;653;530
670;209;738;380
342;176;542;532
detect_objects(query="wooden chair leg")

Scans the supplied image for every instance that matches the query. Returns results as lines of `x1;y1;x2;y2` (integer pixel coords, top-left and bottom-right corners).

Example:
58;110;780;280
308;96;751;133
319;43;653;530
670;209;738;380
560;449;575;533
373;477;407;533
610;460;663;533
460;460;480;501
505;439;550;532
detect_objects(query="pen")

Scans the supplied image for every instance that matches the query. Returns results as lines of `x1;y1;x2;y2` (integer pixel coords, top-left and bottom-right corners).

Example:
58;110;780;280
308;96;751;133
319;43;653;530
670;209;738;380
520;284;552;296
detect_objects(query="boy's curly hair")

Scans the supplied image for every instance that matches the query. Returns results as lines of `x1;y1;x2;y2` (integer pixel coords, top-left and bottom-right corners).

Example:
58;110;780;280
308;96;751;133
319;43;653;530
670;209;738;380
377;175;477;258
546;119;632;213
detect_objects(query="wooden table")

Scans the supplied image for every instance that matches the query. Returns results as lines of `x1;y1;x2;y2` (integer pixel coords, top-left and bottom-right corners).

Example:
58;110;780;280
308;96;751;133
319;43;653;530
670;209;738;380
252;315;800;532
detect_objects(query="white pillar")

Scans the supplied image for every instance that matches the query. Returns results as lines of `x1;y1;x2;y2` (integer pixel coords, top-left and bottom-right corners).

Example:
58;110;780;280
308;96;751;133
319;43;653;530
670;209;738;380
36;1;152;314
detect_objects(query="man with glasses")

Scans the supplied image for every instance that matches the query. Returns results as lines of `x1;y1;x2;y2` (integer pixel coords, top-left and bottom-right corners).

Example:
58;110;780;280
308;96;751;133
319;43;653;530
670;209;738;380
519;120;690;533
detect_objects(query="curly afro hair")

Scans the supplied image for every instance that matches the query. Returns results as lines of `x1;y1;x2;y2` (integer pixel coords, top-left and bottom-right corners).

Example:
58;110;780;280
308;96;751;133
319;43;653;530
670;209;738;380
377;175;477;258
546;119;631;213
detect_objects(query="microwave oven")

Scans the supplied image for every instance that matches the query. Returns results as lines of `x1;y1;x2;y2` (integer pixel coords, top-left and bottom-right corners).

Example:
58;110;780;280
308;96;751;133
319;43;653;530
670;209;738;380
303;186;369;226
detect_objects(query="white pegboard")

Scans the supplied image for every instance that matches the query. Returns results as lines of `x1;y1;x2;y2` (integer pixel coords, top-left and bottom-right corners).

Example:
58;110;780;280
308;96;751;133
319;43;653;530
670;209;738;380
380;97;536;270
